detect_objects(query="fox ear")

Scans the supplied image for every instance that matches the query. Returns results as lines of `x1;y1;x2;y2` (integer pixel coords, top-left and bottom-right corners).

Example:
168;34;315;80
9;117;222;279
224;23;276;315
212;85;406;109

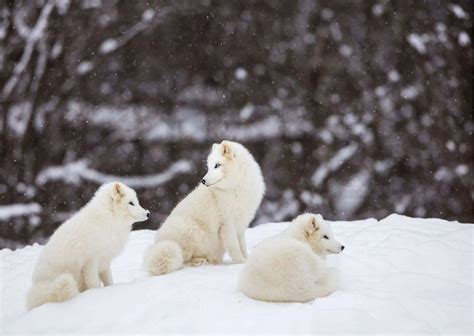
212;143;219;151
112;182;125;201
305;216;320;238
221;141;234;159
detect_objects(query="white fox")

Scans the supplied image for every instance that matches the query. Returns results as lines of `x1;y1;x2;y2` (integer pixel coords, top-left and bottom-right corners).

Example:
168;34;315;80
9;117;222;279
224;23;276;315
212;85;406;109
145;140;265;275
26;182;149;309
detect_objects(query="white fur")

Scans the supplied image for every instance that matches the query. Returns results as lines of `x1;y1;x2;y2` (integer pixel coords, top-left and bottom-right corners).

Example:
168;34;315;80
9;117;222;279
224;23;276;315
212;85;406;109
145;140;265;275
239;213;344;303
26;182;149;310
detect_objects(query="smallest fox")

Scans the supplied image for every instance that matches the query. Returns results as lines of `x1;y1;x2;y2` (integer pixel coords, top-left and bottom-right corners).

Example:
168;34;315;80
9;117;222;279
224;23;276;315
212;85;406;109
239;213;344;303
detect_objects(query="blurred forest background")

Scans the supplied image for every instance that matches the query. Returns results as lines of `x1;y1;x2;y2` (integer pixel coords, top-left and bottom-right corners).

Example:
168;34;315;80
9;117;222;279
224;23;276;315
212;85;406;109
0;0;472;248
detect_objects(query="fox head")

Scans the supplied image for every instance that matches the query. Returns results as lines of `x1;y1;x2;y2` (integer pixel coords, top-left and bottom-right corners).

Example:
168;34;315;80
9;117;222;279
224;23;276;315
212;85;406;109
200;140;241;190
99;182;149;224
293;213;344;257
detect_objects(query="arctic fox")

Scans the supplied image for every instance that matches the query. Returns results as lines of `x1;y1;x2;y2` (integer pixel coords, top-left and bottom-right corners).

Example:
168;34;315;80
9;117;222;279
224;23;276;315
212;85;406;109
26;182;149;310
145;140;265;275
239;213;344;302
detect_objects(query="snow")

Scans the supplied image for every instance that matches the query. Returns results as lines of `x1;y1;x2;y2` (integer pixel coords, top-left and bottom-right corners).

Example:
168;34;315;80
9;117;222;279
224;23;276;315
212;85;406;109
372;3;384;16
1;0;55;98
401;85;420;100
141;9;155;22
239;103;254;120
436;22;449;43
7;103;30;136
321;8;334;21
63;101;313;143
395;195;411;214
1;215;472;334
407;33;428;54
99;38;118;54
449;4;468;19
374;159;394;174
312;144;358;187
0;203;41;220
446;140;456;151
259;190;300;223
81;0;102;9
76;61;94;75
329;23;342;41
234;67;248;80
458;31;471;47
216;116;281;141
145;110;208;142
300;190;323;207
434;164;469;181
177;85;227;106
330;170;371;217
435;167;452;182
339;44;352;57
455;164;468;176
35;160;192;188
56;0;71;15
388;69;400;82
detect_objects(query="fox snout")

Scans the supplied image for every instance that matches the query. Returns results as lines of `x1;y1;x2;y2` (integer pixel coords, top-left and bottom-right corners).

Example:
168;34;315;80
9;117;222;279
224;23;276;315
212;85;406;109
337;245;345;253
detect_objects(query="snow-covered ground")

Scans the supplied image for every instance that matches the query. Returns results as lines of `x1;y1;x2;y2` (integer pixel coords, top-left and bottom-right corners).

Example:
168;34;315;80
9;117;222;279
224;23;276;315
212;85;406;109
1;215;473;334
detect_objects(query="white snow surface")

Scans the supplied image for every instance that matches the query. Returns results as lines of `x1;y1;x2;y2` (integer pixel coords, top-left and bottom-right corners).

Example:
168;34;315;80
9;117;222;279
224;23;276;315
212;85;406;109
1;215;473;334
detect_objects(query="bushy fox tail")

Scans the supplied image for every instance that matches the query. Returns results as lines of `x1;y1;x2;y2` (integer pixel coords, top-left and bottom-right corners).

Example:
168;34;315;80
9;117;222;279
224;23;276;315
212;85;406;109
26;273;79;310
144;240;184;276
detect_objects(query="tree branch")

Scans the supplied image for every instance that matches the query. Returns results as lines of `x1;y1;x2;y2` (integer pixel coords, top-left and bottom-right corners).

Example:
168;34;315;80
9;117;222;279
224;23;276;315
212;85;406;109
1;0;55;100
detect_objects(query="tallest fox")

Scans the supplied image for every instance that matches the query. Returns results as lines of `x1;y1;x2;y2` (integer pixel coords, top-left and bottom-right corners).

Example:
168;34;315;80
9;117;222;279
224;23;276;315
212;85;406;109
145;140;265;275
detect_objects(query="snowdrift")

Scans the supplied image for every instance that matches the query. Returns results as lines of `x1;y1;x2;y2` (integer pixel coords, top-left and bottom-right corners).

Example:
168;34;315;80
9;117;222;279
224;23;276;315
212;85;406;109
1;214;472;334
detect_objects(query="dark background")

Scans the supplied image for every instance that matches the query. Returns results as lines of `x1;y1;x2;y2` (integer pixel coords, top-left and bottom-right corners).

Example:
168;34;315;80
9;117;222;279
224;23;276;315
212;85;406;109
0;0;472;249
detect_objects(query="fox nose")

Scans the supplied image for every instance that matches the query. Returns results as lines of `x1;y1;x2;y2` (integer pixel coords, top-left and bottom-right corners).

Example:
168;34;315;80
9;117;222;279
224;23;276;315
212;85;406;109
146;210;150;218
201;179;206;185
341;245;345;251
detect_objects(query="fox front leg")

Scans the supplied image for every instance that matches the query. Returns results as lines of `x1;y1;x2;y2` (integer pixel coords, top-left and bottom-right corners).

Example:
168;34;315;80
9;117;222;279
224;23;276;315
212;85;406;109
237;229;248;259
100;266;113;286
220;221;245;263
83;259;101;289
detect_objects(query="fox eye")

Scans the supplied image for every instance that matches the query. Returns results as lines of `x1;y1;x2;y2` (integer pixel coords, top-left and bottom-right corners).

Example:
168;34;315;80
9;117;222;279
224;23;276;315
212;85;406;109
323;235;329;239
129;201;134;206
214;163;221;169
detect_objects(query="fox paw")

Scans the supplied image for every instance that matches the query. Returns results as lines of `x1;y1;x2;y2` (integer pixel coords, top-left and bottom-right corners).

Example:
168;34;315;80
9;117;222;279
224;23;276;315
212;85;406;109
189;257;209;266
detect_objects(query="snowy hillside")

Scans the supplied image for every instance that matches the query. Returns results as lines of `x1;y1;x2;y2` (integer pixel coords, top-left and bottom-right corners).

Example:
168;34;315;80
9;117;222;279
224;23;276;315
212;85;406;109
1;215;473;334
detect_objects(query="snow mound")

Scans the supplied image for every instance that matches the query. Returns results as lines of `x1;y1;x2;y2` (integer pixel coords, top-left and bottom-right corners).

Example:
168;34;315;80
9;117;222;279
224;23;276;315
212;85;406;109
1;215;473;334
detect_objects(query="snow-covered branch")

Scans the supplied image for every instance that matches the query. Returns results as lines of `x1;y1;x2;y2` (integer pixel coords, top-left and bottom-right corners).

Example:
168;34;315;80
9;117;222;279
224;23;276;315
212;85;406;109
12;6;32;39
77;7;176;75
99;8;156;54
312;144;358;187
0;203;42;220
36;159;193;188
1;0;55;99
